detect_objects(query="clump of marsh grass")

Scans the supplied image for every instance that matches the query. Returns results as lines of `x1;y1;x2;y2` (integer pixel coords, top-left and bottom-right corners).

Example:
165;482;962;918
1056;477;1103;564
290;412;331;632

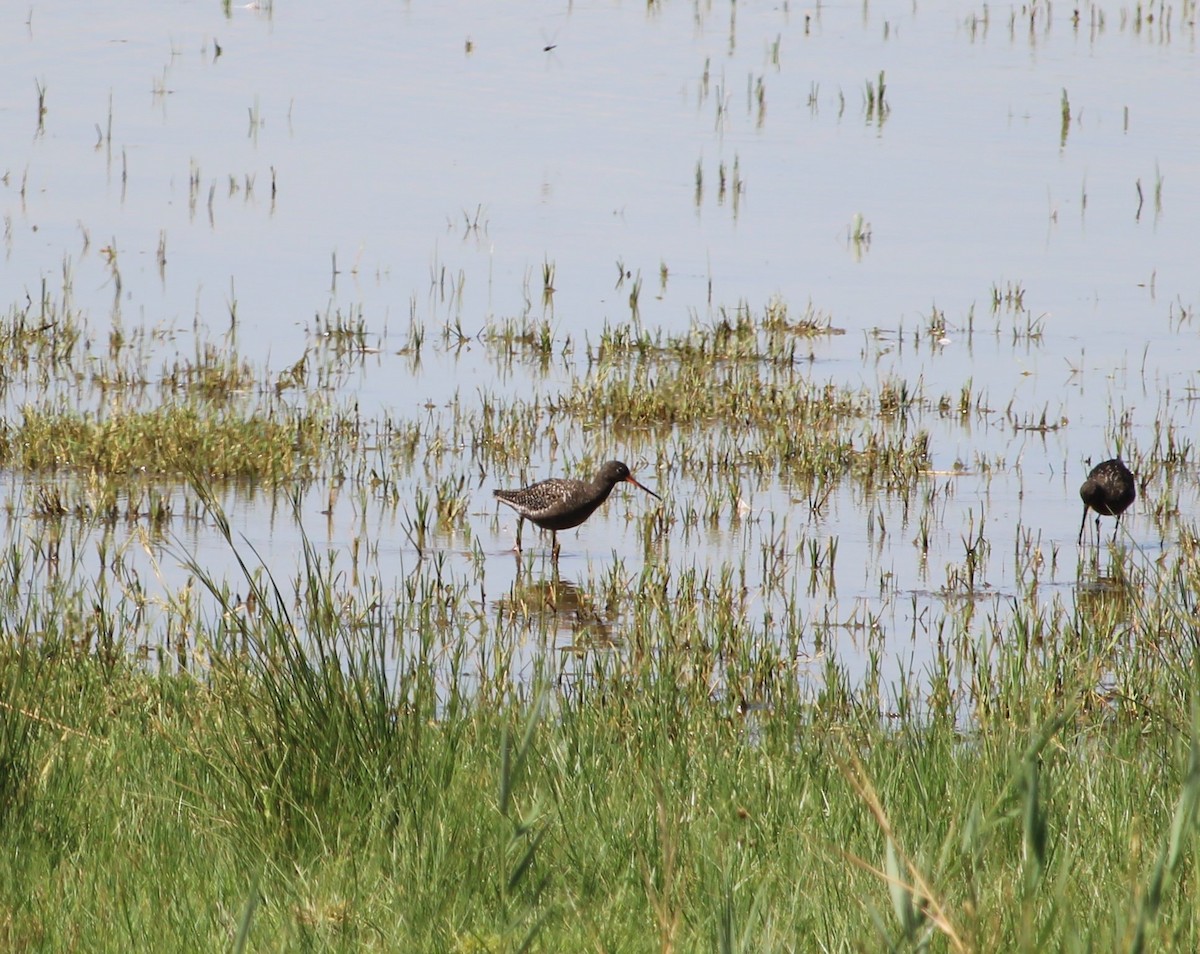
180;495;448;856
0;404;300;481
865;69;889;124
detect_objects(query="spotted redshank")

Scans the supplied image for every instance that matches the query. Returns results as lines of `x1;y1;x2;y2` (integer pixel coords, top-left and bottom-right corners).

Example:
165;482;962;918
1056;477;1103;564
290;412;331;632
1078;458;1136;545
493;460;660;555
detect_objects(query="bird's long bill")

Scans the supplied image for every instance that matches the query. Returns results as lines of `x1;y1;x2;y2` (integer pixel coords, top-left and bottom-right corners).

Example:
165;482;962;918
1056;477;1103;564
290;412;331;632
625;475;661;500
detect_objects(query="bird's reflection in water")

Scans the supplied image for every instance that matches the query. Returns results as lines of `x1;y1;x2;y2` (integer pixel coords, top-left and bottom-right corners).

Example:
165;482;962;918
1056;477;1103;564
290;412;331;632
492;574;618;653
1075;554;1136;635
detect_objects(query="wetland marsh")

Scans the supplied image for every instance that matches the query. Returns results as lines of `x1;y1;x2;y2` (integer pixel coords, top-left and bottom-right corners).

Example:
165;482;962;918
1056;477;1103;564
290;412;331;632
2;1;1200;949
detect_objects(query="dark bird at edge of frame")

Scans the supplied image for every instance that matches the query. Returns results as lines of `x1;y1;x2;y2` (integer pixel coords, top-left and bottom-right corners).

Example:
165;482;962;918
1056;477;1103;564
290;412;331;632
1078;457;1136;545
493;460;660;556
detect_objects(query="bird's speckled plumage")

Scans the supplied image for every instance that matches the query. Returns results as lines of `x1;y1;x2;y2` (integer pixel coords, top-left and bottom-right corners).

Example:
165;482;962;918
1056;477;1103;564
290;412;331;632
494;460;660;555
1079;458;1136;545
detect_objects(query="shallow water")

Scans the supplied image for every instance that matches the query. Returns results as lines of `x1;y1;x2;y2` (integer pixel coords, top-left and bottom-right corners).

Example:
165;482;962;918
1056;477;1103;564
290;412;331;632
2;1;1198;695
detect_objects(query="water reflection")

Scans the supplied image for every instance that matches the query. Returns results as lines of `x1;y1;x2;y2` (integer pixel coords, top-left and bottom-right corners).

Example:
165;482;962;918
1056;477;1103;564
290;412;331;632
494;573;615;649
1075;552;1138;626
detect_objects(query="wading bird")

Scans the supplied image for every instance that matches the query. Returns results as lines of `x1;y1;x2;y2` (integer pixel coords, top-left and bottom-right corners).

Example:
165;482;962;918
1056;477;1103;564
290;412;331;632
1078;457;1136;545
494;460;660;556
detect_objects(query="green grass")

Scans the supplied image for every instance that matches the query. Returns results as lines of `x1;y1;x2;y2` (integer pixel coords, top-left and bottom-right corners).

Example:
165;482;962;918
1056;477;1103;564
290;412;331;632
0;404;300;479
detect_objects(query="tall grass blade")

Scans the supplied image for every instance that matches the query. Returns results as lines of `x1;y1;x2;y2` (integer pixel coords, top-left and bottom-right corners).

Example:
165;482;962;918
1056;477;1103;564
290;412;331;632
230;875;262;954
1022;754;1047;884
885;834;919;939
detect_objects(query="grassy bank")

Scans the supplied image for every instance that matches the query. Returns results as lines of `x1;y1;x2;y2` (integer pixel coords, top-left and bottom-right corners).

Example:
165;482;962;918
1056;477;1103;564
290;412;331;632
1;522;1197;952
